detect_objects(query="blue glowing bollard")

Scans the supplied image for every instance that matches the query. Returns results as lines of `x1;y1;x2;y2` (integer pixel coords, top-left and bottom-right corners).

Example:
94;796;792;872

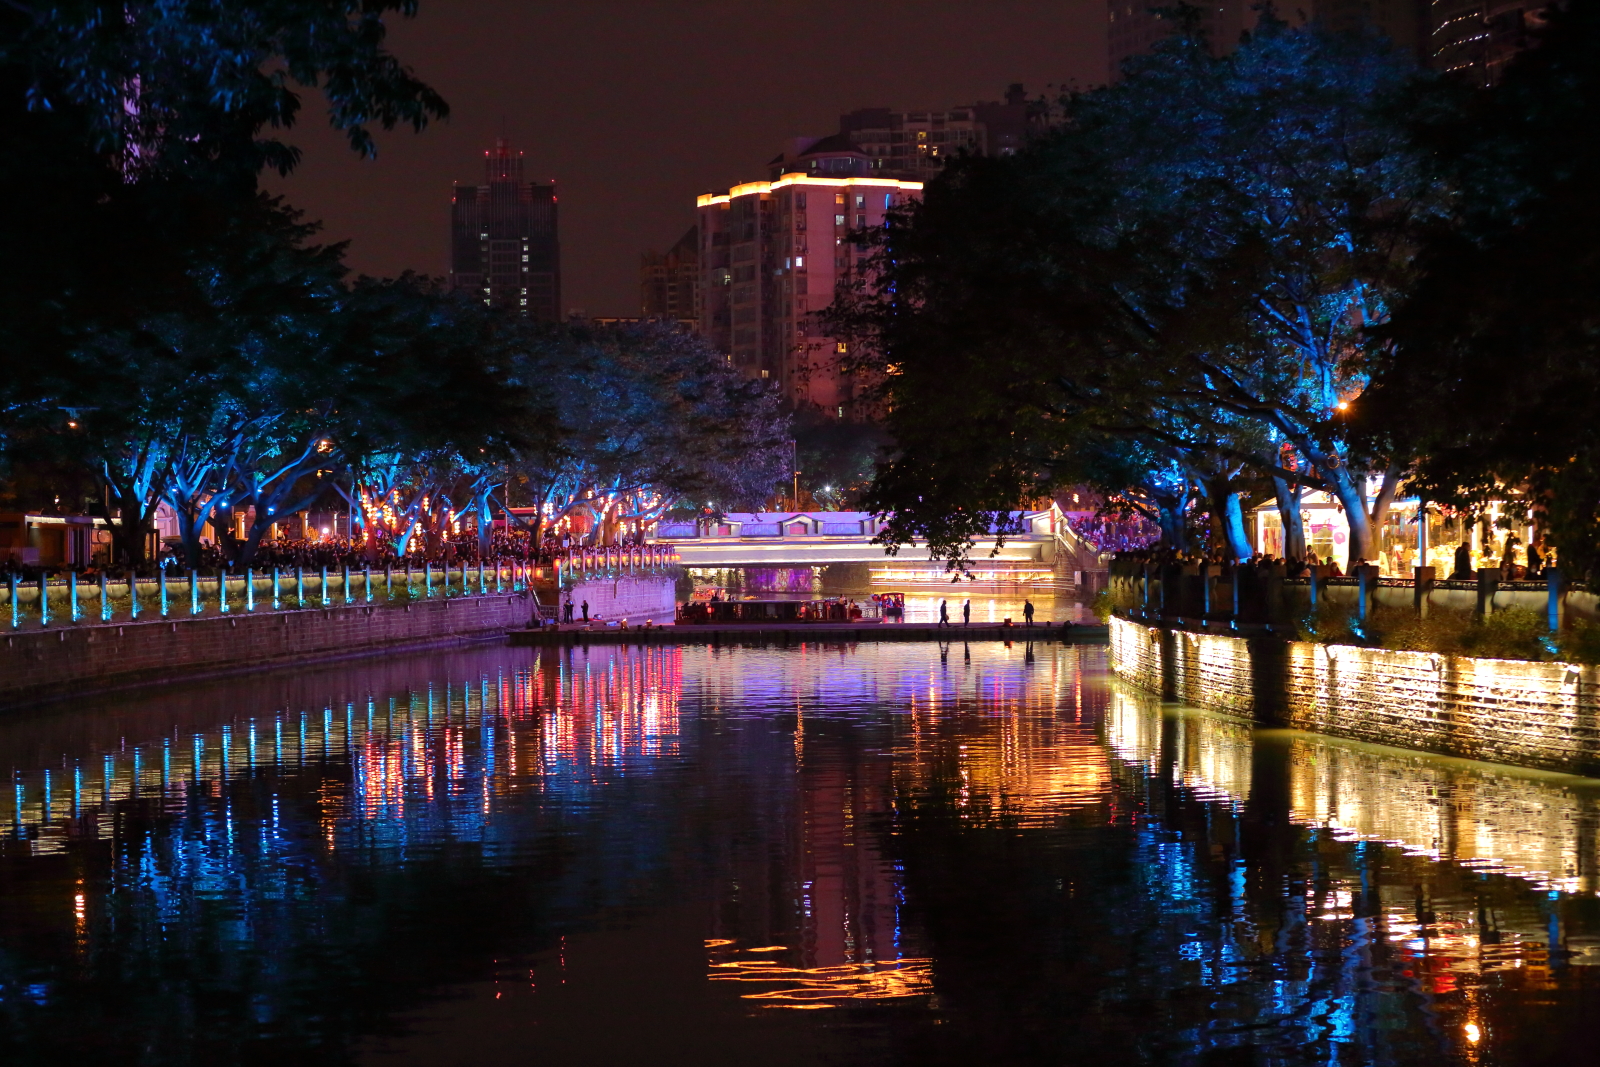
69;571;80;624
189;569;200;616
219;568;229;614
99;570;109;622
495;560;503;594
442;561;451;597
385;564;392;599
364;566;372;603
245;568;254;612
9;573;17;630
38;575;49;627
478;560;486;595
296;566;304;608
159;568;168;618
320;565;330;607
425;562;434;598
343;564;351;605
272;566;280;610
130;571;140;621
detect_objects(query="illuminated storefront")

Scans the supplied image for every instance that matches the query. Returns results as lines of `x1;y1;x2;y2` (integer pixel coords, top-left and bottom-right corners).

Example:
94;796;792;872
1252;488;1541;577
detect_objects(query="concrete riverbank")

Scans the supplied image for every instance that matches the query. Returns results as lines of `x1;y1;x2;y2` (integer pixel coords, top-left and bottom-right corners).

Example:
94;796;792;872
1109;615;1600;776
1;593;536;709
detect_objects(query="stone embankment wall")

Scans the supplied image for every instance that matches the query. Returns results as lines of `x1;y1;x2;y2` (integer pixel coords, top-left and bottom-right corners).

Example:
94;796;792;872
556;576;676;622
1;594;536;709
1109;616;1600;776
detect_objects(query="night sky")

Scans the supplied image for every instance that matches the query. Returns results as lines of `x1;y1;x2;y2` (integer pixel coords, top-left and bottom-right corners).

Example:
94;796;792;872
269;0;1106;317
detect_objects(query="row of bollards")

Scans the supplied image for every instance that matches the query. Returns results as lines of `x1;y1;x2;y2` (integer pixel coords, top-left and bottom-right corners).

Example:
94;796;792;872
5;559;538;630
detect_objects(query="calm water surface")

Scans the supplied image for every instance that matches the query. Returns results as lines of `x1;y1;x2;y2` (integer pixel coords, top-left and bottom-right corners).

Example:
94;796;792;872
2;641;1599;1066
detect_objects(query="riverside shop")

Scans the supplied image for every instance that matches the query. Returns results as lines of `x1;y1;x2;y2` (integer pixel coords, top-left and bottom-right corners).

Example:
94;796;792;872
1251;489;1539;577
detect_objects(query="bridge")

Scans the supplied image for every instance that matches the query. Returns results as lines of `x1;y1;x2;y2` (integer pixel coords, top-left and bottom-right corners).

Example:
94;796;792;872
651;508;1106;584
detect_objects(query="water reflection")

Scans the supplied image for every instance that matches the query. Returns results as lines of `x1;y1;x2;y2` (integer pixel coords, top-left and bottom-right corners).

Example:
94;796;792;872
0;643;1597;1065
1109;685;1600;894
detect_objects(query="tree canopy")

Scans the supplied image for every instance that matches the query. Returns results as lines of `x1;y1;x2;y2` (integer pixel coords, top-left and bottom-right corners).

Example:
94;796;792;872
830;13;1463;569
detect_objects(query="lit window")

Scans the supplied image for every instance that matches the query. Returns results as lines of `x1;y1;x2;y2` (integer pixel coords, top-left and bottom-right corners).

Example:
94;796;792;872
761;369;769;379
855;195;865;207
795;256;804;268
835;193;845;205
835;214;845;225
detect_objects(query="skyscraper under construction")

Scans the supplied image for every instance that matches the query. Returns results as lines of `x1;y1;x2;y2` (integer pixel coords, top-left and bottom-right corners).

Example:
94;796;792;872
449;138;560;321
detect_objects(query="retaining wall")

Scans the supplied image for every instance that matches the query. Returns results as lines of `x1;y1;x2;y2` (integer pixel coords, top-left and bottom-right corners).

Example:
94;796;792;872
558;576;676;622
1109;615;1600;776
0;593;536;709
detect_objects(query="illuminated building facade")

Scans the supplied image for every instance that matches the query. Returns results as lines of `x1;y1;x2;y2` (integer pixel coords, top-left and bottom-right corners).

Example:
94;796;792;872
837;85;1031;182
1428;0;1549;81
696;138;921;418
449;138;561;321
640;225;699;319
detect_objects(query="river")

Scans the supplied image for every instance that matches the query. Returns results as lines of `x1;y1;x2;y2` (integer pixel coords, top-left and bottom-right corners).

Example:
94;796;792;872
1;640;1597;1065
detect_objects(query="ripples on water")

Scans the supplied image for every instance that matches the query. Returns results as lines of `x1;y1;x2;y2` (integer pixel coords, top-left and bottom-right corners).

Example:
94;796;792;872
1;641;1599;1066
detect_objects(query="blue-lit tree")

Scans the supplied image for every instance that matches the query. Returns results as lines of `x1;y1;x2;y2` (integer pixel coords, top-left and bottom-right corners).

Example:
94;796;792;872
833;14;1441;567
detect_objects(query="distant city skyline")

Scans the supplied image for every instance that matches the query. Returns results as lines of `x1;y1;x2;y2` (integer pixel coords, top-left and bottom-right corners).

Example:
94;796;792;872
267;0;1106;318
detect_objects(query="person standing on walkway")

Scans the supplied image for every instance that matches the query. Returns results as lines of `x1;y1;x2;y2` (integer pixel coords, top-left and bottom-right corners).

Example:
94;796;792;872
938;599;949;628
581;600;590;622
1023;600;1035;627
962;599;971;626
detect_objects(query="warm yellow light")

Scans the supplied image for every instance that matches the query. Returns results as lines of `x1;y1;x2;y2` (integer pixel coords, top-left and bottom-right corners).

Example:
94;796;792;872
1464;1023;1481;1044
697;173;924;208
1335;400;1350;411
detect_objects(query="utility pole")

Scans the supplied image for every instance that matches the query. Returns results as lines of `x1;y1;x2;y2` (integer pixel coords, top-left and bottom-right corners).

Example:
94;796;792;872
791;439;799;511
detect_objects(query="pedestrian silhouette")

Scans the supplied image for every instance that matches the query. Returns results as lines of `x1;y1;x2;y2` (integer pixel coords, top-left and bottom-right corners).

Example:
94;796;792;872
563;598;574;622
962;599;971;626
1023;600;1035;627
581;600;590;622
938;599;949;628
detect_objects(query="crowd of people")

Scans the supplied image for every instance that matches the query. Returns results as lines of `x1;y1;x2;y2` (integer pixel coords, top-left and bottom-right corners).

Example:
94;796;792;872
1063;514;1160;555
2;523;671;581
1113;536;1555;583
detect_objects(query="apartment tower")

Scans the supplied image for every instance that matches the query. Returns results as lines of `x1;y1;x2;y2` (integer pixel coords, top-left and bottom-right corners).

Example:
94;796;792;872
449;139;560;321
696;137;921;419
640;226;700;321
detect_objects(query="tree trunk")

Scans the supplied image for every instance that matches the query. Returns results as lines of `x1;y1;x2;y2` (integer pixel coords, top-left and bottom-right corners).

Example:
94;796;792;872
114;494;150;566
1272;476;1306;561
1324;466;1374;570
1220;491;1252;561
1158;502;1186;552
1202;475;1251;561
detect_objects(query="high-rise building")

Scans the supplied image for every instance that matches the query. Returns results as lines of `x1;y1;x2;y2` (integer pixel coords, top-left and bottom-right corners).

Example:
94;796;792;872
449;138;560;321
696;138;922;418
1428;0;1549;81
640;225;699;321
1108;0;1542;83
838;86;1032;182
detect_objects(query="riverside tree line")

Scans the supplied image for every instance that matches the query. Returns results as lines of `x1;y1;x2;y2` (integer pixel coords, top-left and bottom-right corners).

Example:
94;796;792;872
0;1;788;571
834;1;1600;583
